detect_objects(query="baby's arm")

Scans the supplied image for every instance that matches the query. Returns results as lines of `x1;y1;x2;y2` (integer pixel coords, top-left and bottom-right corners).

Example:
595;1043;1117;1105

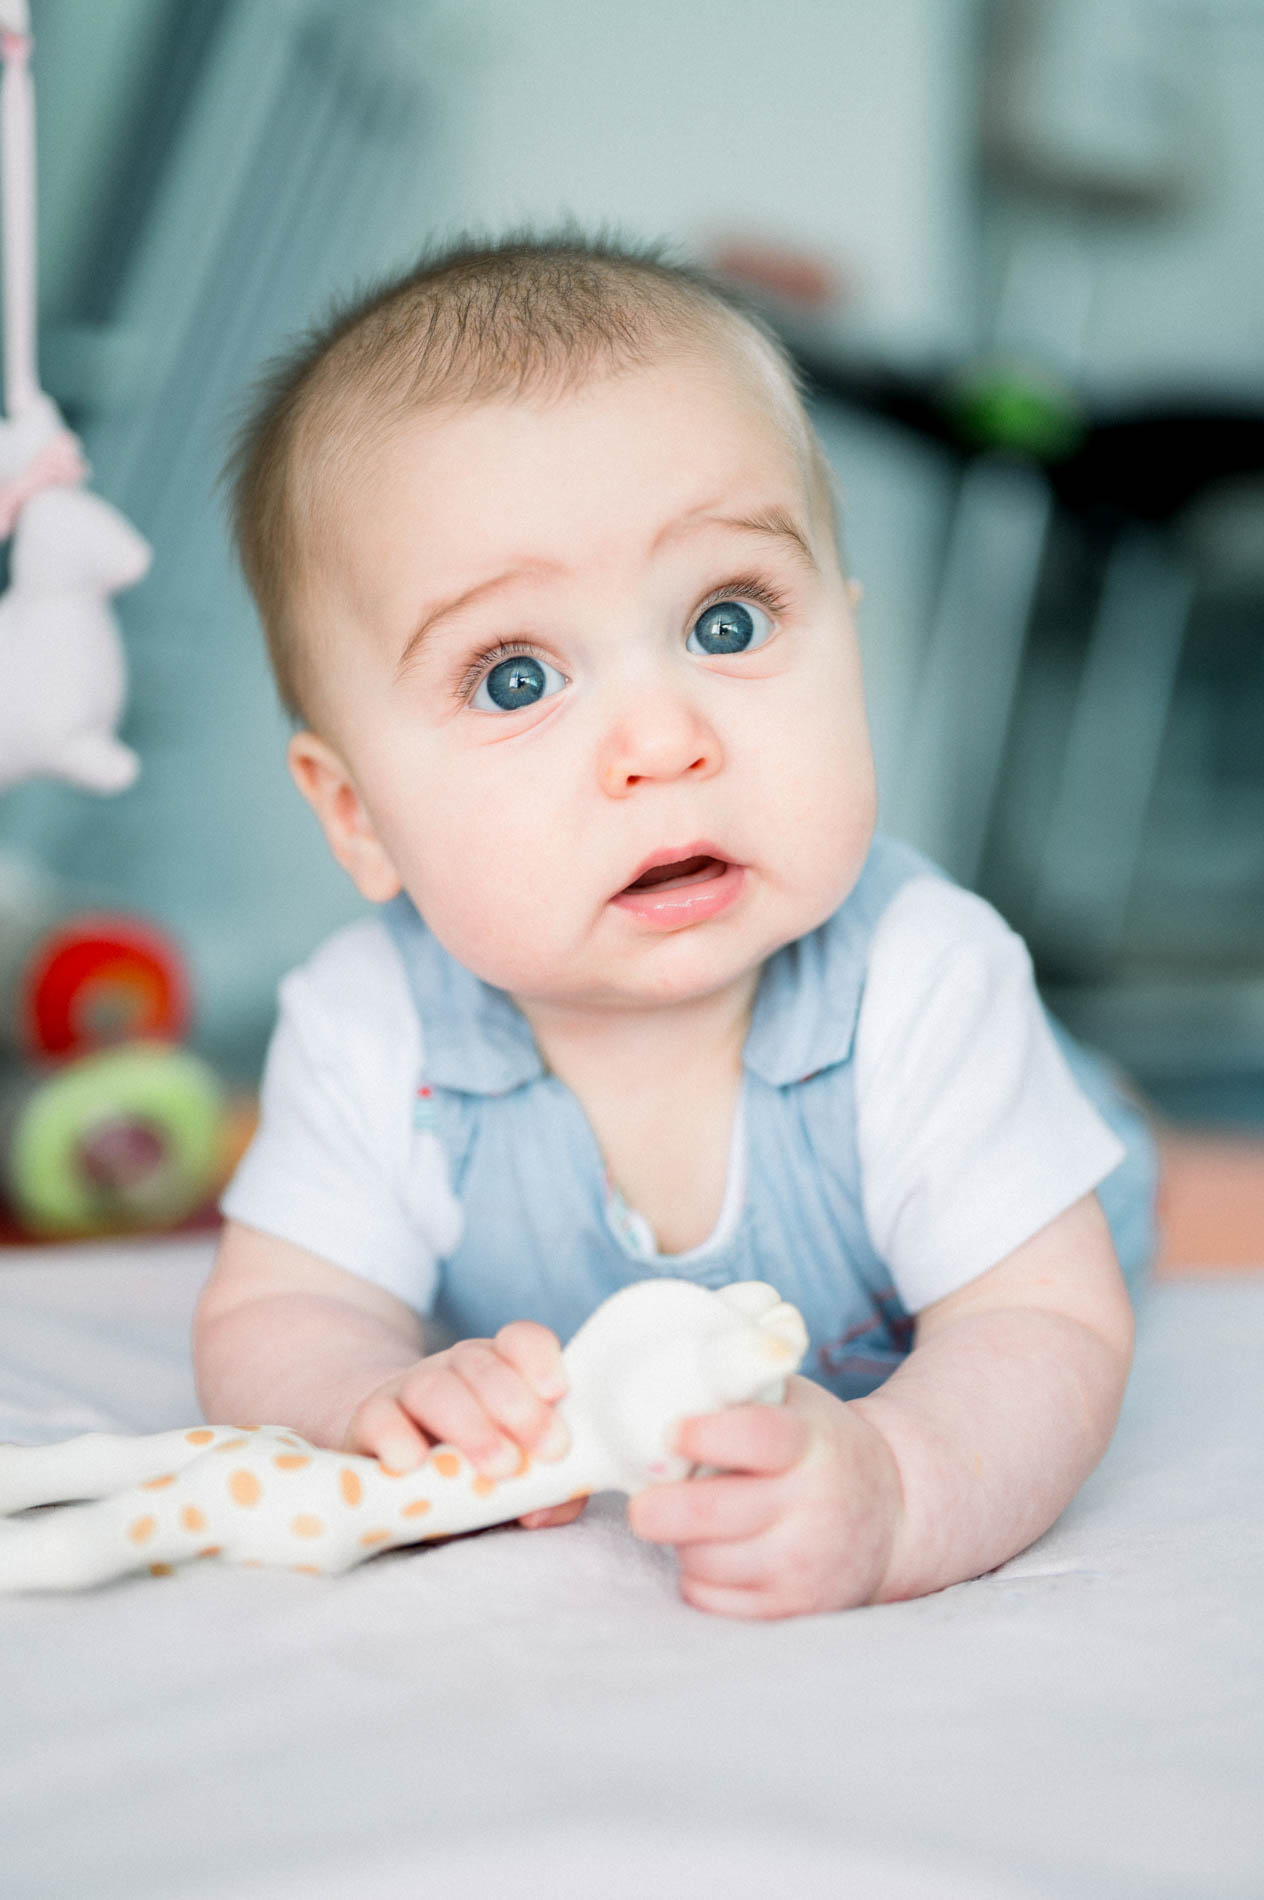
853;1189;1133;1598
195;1221;574;1510
629;1191;1133;1616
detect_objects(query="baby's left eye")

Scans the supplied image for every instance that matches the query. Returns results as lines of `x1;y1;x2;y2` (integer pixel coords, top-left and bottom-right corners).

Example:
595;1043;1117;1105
686;598;775;657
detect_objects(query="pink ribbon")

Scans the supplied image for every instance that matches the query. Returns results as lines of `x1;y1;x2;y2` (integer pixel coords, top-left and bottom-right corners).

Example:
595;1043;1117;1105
0;429;88;538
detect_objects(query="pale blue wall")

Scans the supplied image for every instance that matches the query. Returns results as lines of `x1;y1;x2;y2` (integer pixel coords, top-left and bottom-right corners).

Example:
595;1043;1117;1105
4;0;976;1075
7;1;1262;1100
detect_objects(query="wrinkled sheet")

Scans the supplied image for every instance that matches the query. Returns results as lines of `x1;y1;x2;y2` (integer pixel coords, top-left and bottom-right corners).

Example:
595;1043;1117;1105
0;1238;1260;1900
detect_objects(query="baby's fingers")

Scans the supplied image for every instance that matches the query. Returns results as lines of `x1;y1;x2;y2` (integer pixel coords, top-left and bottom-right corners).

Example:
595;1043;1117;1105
406;1340;569;1477
492;1320;568;1403
674;1402;808;1476
397;1352;526;1477
518;1497;589;1531
347;1392;429;1475
628;1474;780;1547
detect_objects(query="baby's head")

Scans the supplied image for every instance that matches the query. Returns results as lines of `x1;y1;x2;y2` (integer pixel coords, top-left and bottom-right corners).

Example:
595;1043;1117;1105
229;232;876;1017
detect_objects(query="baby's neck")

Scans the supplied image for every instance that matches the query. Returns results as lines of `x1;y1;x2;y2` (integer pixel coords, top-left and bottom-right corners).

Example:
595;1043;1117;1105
517;973;759;1254
516;970;758;1105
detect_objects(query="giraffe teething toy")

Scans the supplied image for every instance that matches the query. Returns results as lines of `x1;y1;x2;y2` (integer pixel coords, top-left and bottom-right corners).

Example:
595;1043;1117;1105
0;1279;807;1592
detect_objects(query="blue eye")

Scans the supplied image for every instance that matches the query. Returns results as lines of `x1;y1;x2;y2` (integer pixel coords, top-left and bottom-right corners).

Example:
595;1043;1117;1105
471;651;566;712
686;598;774;656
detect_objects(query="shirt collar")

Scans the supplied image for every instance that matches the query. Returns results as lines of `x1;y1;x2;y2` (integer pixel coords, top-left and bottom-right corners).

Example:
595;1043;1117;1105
742;901;868;1085
385;892;867;1096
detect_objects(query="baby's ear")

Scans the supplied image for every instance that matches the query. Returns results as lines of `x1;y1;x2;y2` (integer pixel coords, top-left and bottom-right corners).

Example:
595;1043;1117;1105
286;731;402;903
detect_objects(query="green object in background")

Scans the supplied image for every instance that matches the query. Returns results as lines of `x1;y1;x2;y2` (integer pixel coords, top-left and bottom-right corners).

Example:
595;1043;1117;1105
5;1042;226;1236
947;360;1086;462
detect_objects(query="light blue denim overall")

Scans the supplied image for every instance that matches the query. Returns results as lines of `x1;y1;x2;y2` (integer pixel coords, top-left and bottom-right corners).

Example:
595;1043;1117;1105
384;837;1156;1401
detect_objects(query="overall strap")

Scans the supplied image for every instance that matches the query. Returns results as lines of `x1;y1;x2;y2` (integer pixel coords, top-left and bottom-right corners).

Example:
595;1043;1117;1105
742;837;944;1388
744;835;943;1086
380;901;502;1205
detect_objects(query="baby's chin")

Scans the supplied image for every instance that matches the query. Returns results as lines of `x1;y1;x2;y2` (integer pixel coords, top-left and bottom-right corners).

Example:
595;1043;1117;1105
510;967;762;1021
465;925;752;1015
425;857;866;1013
501;922;802;1019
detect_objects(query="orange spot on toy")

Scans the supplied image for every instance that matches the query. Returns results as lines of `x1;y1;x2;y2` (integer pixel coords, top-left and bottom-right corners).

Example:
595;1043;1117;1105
181;1506;206;1533
291;1514;324;1539
433;1452;461;1478
339;1468;363;1506
229;1470;261;1507
127;1515;156;1545
401;1498;431;1518
142;1473;176;1490
185;1430;215;1446
273;1454;311;1471
360;1530;390;1548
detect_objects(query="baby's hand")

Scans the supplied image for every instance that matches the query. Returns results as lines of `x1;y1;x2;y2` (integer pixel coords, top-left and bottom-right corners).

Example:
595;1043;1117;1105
627;1376;903;1618
345;1323;583;1530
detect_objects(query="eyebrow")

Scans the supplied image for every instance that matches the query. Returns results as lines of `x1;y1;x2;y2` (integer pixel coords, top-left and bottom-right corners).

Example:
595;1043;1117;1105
396;502;818;676
396;560;561;677
654;501;819;575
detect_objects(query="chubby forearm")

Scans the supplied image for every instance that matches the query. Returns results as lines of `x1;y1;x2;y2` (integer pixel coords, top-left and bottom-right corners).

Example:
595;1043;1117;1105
194;1291;422;1450
853;1301;1132;1601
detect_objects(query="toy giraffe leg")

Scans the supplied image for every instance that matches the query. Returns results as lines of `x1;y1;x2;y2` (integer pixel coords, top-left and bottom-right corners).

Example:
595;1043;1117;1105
0;1425;248;1512
0;1279;809;1592
1;1423;636;1588
0;1425;275;1589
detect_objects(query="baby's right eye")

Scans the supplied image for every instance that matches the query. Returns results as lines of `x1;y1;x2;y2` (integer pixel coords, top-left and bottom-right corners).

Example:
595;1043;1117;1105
471;651;567;713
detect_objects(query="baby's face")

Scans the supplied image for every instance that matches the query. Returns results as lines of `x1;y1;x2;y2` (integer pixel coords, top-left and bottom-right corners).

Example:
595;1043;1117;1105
295;343;876;1017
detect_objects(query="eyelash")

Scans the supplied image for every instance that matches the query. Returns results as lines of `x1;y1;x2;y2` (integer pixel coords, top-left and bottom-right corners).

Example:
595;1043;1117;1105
453;639;552;706
452;575;792;706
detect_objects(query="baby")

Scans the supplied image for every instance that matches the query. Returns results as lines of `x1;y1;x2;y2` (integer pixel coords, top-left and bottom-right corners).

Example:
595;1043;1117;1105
197;233;1156;1619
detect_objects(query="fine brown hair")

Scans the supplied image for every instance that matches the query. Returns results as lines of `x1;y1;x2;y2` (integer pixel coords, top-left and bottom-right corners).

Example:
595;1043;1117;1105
225;229;827;726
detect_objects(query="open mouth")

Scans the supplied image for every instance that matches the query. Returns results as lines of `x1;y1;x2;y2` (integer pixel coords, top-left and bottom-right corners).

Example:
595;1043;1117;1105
610;849;746;928
621;854;729;894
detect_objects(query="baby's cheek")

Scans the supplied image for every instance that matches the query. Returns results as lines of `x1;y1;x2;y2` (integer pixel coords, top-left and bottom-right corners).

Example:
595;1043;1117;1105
404;764;574;957
804;712;876;876
413;873;569;998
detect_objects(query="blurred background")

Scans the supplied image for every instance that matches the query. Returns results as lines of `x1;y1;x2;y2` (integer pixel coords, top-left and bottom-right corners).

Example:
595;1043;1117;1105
2;0;1262;1146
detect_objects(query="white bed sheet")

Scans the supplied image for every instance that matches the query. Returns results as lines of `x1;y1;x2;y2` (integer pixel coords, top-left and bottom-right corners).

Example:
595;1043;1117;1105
0;1238;1261;1900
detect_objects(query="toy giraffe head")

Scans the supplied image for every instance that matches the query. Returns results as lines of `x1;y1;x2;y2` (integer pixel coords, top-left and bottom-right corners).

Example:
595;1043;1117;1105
0;1279;807;1592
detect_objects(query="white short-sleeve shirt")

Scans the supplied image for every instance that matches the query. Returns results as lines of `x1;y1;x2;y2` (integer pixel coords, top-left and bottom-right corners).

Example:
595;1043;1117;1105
223;874;1125;1321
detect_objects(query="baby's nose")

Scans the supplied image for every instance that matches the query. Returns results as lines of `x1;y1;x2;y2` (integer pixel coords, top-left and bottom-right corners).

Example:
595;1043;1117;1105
597;688;722;795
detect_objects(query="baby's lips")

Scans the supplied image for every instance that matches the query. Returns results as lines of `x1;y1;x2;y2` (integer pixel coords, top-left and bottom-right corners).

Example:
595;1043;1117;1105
612;840;735;900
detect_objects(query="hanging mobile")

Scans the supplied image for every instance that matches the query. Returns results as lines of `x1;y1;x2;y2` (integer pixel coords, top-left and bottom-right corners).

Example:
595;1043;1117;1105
0;0;151;795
